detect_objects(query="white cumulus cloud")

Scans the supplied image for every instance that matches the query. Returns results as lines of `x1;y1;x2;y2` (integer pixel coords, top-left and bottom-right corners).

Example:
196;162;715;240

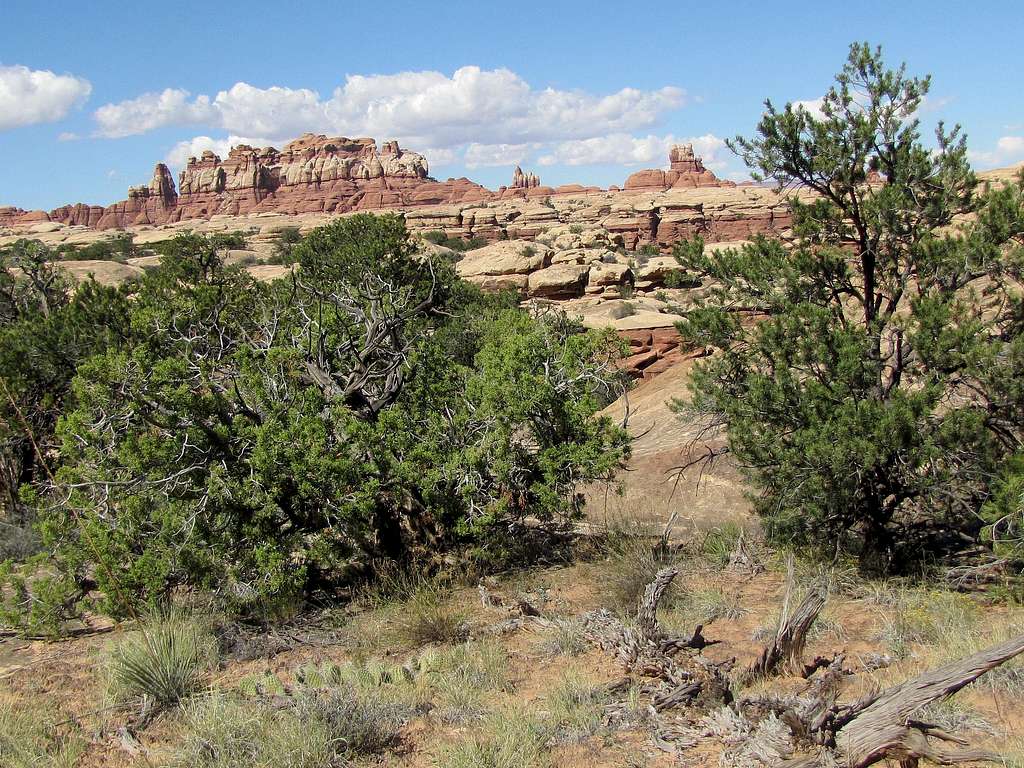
94;88;216;138
0;64;92;131
93;66;685;152
969;136;1024;169
791;97;826;120
538;132;727;169
464;142;537;168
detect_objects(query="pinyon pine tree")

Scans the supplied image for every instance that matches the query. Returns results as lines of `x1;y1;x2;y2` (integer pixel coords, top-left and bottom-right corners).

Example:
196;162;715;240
674;43;1024;573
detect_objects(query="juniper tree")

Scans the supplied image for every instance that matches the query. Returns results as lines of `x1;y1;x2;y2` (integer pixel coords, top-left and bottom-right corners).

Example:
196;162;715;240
5;217;629;626
0;240;128;527
674;43;1024;573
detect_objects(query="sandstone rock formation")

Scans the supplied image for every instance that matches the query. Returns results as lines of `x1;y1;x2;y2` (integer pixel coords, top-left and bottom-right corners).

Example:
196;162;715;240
624;143;733;191
2;134;495;231
511;165;540;189
0;137;739;236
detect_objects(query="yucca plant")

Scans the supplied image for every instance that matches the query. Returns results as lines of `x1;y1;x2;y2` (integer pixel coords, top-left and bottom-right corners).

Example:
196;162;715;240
108;614;216;712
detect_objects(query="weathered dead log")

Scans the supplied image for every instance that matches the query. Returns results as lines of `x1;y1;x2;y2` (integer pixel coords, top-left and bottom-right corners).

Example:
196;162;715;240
636;566;678;640
835;633;1024;767
661;623;720;654
743;587;826;684
652;681;702;711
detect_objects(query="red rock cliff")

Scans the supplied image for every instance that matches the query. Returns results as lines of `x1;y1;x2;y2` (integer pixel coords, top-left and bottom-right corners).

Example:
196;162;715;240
25;134;494;230
624;143;733;191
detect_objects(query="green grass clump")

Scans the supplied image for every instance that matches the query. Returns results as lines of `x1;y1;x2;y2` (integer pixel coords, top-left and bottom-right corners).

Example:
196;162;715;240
0;705;83;768
294;687;408;756
422;640;509;723
107;614;217;712
174;683;411;768
698;523;744;567
171;695;330;768
662;587;746;633
876;589;980;659
439;707;550;768
545;671;606;743
392;583;469;647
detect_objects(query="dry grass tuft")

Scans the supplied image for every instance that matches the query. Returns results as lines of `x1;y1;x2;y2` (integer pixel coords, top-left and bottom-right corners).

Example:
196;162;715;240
420;640;510;723
545;670;607;744
170;695;331;768
438;706;550;768
392;583;470;648
540;620;589;657
0;704;83;768
601;529;684;616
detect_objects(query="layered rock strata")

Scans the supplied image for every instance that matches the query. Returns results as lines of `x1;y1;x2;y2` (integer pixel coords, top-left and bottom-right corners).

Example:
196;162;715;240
4;134;494;230
1;141;737;239
511;165;541;189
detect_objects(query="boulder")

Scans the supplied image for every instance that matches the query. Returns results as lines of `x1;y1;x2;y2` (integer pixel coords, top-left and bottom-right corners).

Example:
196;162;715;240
56;260;145;287
464;273;529;295
636;256;686;283
457;240;551;277
589;262;633;286
527;263;590;298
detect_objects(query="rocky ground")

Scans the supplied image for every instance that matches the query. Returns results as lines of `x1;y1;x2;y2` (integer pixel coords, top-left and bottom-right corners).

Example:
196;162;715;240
2;541;1022;768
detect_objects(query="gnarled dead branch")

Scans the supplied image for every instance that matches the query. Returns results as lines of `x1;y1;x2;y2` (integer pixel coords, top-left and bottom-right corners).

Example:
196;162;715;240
835;633;1024;767
743;587;826;684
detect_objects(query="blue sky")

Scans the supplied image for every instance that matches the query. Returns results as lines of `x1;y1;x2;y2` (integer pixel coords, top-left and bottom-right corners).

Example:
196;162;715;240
2;0;1022;211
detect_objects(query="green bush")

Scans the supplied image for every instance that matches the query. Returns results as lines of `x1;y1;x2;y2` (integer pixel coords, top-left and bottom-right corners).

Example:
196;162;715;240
423;230;488;252
982;453;1024;563
268;226;303;264
0;239;129;628
3;217;629;627
149;230;247;257
58;232;137;262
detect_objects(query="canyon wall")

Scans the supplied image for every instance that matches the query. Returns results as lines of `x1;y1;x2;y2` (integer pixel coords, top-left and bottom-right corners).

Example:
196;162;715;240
0;139;738;239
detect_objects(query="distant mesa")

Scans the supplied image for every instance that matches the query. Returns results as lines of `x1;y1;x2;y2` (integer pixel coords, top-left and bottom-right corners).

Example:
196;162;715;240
0;138;729;231
624;143;734;191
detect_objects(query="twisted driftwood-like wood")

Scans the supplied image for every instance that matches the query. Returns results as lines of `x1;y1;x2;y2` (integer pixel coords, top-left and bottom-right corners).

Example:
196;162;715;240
743;587;827;684
833;633;1024;767
581;567;1024;767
